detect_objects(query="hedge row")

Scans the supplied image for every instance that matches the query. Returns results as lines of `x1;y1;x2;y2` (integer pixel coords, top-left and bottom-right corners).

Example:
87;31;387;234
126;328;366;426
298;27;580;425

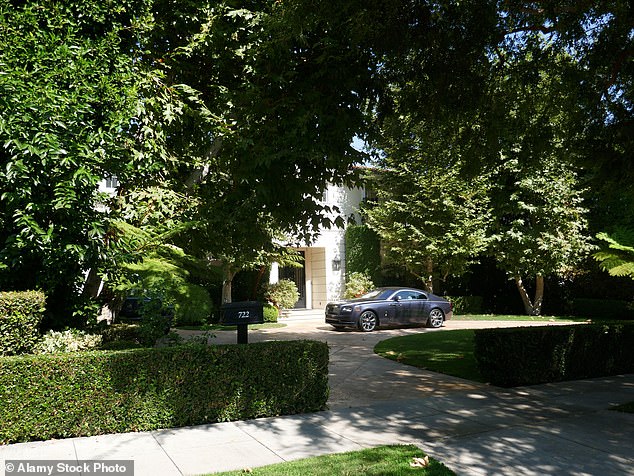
474;323;634;387
0;290;46;356
0;340;329;444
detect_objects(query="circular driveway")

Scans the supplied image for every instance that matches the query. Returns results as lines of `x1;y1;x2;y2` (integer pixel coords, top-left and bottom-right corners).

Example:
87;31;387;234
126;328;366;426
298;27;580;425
182;317;576;409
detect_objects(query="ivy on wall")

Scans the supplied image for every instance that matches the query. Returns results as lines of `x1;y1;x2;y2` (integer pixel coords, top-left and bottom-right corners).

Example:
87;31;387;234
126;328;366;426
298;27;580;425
345;225;382;286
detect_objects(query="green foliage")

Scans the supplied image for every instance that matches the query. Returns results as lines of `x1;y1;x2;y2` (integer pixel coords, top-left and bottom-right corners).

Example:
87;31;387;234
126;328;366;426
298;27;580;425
489;158;593;280
474;323;634;387
99;323;144;350
364;159;491;293
0;1;168;321
263;303;279;323
35;330;102;354
0;340;329;444
447;296;483;315
262;279;299;310
117;247;213;327
345;225;382;285
344;272;375;299
595;228;634;279
135;297;172;347
0;290;46;355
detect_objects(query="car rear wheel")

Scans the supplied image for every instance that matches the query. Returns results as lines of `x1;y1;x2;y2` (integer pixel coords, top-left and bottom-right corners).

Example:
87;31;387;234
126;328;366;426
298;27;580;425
358;310;378;332
427;308;444;328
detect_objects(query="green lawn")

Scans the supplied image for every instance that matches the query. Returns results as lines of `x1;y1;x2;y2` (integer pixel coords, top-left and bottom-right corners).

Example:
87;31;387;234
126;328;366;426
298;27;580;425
210;445;455;476
452;314;580;322
374;329;485;382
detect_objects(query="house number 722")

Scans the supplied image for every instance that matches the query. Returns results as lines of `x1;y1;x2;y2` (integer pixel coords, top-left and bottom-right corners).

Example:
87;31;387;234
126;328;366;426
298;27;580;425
238;311;250;319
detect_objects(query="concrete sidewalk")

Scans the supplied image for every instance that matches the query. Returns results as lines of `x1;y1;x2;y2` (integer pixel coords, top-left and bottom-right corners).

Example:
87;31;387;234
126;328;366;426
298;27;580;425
1;375;633;475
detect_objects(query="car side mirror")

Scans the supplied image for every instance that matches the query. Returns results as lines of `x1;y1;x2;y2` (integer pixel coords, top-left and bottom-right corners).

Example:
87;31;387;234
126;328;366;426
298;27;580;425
393;296;401;302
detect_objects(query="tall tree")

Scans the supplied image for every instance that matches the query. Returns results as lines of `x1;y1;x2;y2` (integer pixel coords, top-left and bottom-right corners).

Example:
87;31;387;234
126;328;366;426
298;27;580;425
0;0;171;323
364;117;492;293
489;156;593;315
485;47;595;315
143;0;385;300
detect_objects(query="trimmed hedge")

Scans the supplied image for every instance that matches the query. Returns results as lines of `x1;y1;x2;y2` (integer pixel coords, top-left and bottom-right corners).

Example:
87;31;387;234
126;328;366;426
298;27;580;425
0;290;46;356
474;323;634;387
0;340;329;444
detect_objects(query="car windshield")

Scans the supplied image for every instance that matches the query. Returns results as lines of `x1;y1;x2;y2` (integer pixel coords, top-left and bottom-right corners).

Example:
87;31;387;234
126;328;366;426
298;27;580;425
360;288;395;300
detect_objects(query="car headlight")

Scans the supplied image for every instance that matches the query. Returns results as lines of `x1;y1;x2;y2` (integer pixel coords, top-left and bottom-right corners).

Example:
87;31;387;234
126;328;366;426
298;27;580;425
341;306;353;313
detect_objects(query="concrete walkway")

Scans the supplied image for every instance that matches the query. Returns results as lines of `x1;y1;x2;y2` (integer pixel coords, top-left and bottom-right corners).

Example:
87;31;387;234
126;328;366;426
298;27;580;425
2;318;633;475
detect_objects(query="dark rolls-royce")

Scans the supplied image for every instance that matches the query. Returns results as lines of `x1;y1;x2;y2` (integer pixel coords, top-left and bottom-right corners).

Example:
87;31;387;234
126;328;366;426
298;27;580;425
325;287;453;332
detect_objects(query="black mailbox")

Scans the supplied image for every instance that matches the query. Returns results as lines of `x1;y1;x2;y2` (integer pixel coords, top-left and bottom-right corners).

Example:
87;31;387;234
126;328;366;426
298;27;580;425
220;301;264;343
220;301;264;325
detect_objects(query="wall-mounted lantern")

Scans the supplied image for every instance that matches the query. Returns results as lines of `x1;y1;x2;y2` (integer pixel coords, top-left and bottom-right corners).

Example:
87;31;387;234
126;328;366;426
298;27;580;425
332;259;341;271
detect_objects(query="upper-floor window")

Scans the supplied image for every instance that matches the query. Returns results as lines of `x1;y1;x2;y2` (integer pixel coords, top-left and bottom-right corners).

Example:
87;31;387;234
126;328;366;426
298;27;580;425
105;176;119;189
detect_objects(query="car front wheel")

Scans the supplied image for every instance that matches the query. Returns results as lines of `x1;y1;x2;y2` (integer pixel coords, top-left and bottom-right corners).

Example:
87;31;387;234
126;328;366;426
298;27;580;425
358;310;378;332
427;308;444;328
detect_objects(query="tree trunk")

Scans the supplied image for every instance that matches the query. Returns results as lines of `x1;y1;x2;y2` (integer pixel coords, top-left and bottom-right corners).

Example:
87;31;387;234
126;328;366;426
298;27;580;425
424;258;434;293
82;267;102;298
514;274;545;316
533;274;544;316
222;265;237;304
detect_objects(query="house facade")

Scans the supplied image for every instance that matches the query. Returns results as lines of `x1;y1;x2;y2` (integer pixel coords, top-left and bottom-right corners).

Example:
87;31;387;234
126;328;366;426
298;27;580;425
269;183;366;310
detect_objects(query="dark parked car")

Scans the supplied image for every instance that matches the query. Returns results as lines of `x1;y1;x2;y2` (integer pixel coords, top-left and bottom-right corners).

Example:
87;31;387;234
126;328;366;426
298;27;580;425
325;287;452;332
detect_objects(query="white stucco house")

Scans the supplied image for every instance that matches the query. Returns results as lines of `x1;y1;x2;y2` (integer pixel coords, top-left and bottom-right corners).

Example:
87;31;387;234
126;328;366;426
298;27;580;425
268;183;367;310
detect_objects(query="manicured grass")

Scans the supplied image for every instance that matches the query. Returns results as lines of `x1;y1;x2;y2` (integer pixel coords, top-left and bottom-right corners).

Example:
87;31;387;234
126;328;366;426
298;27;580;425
374;329;485;382
176;323;286;331
210;445;455;476
611;401;634;413
453;314;579;322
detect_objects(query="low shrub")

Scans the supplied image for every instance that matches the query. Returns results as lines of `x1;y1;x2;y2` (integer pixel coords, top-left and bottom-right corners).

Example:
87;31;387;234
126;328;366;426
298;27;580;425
100;323;143;344
474;323;634;387
0;340;329;444
344;272;374;299
447;296;483;315
0;290;46;356
263;303;279;322
35;330;102;354
262;279;299;310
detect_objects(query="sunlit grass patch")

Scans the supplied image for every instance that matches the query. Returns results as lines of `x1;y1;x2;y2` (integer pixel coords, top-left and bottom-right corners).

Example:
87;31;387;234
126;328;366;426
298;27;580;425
210;445;456;476
374;330;485;382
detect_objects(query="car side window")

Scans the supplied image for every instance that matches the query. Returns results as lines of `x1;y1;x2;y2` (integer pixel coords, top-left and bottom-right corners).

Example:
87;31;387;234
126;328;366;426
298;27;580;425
395;290;427;301
394;291;410;301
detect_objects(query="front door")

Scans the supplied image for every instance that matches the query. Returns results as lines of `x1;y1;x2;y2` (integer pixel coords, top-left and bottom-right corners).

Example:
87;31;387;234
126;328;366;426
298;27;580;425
279;251;306;308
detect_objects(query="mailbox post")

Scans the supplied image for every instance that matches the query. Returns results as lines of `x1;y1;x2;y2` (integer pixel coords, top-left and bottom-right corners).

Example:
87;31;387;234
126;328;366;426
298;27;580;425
220;301;264;344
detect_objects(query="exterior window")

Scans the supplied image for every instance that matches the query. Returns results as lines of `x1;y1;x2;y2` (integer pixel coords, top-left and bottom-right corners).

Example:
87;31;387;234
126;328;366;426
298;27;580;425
105;176;119;189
